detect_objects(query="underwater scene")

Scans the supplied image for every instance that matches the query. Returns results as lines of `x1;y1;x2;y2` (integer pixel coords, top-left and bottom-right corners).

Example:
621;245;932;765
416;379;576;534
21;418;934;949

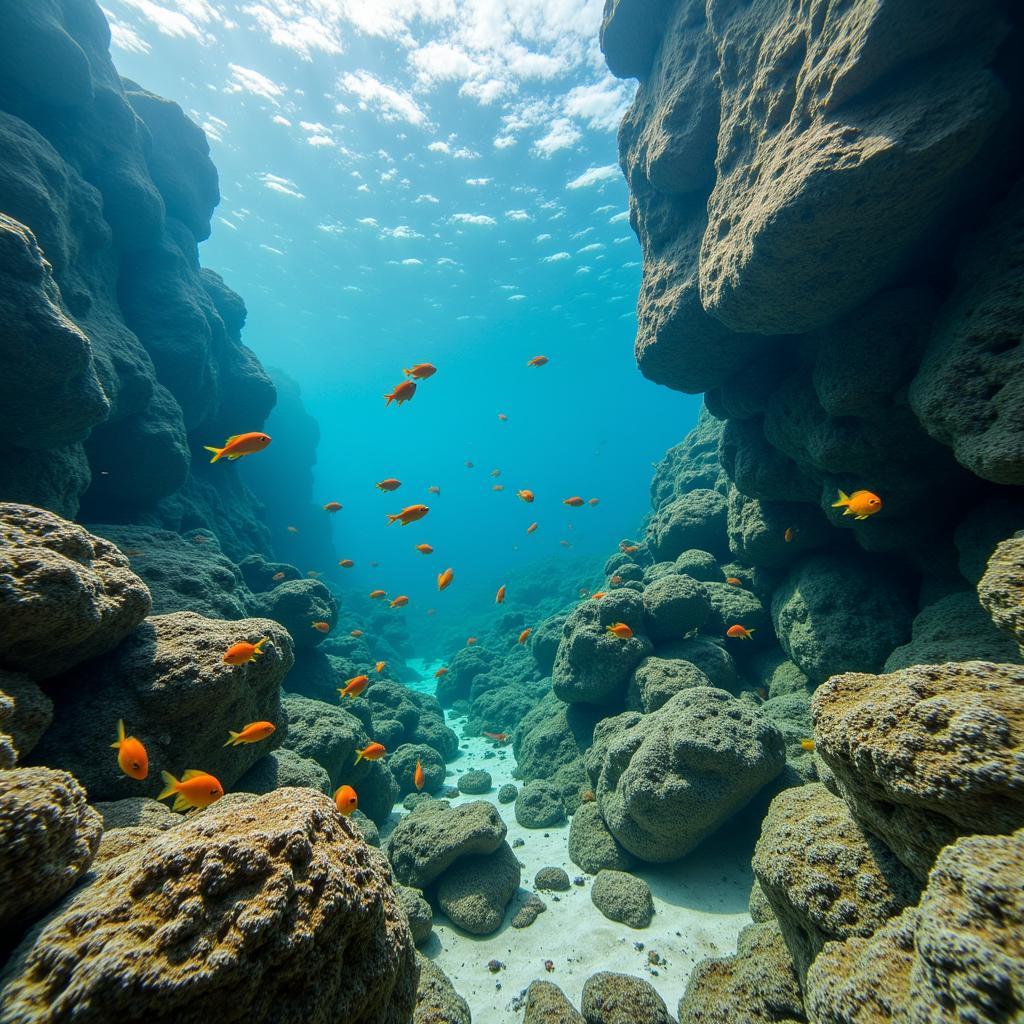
0;1;1022;1022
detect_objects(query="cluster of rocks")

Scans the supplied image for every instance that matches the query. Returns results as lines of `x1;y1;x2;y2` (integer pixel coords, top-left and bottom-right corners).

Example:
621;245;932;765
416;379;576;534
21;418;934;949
523;972;675;1024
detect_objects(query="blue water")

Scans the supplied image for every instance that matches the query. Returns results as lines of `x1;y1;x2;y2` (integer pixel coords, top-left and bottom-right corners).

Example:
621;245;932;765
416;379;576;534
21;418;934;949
105;1;699;615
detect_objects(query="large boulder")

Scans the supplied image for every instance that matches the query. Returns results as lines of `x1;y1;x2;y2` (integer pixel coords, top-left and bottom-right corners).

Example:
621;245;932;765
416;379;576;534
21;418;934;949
232;748;331;795
253;579;336;651
626;655;711;712
812;661;1024;879
435;839;520;935
414;955;470;1024
514;779;566;829
581;972;673;1024
646;489;728;561
0;504;151;678
0;788;418;1024
568;802;634;873
0;671;52;761
31;612;292;802
524;981;585;1024
590;869;654;928
978;535;1024;654
600;0;674;79
641;573;710;642
588;688;785;862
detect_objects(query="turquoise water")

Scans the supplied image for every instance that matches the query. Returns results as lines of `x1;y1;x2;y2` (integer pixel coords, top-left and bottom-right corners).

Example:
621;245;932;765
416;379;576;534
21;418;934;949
104;1;699;615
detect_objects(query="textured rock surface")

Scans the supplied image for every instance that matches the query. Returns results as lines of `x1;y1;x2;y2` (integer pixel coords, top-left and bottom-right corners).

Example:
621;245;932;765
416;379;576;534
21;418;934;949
591;869;654;928
978;535;1024;653
626;655;711;712
414;955;470;1024
524;980;586;1024
646;489;728;560
398;885;434;947
93;796;179;832
0;788;418;1024
568;801;635;874
233;747;331;795
515;779;567;829
581;971;673;1024
0;671;52;760
435;839;520;935
534;865;571;892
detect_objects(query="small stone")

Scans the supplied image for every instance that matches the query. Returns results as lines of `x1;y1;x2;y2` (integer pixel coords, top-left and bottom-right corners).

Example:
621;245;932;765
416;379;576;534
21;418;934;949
498;783;518;804
535;866;571;892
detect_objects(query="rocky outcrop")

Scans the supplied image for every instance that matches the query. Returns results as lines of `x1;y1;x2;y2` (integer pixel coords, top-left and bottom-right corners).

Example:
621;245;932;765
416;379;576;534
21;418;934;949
978;535;1024;653
435;839;520;935
581;972;674;1024
414;955;470;1024
0;672;52;761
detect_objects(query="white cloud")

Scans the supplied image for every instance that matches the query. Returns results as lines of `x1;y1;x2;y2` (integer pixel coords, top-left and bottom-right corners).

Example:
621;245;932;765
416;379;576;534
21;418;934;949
258;172;304;199
357;183;370;192
505;210;531;221
260;244;284;255
535;233;551;242
451;213;497;226
609;210;630;223
436;257;458;266
508;294;527;301
380;225;423;239
217;217;237;230
307;134;334;147
563;75;636;131
543;251;571;262
466;177;491;186
416;194;440;203
578;242;604;253
339;70;428;126
271;114;291;126
356;217;379;227
594;204;615;214
566;164;619;190
226;63;285;103
239;1;345;59
299;120;327;132
533;118;581;157
117;0;220;42
571;226;593;239
318;221;345;234
428;140;450;154
401;258;423;266
494;135;517;149
103;8;152;52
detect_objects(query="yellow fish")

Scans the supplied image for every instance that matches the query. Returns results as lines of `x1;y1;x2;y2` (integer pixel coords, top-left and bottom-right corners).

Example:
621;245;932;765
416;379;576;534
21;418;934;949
832;489;882;520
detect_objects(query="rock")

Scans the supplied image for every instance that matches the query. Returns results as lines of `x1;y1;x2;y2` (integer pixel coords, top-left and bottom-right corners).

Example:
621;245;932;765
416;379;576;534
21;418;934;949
32;612;292;802
387;799;507;889
581;971;672;1024
232;748;331;795
805;828;1024;1024
552;590;652;705
978;535;1024;653
568;802;635;874
646;489;728;561
590;688;785;862
757;692;817;778
590;870;654;929
397;885;433;947
497;783;518;803
95;824;164;864
0;671;52;760
436;645;495;706
656;637;740;692
702;581;771;645
673;549;724;582
641;573;710;642
812;661;1024;879
436;839;521;935
771;554;915;685
626;655;712;712
955;497;1024;584
677;921;805;1024
457;769;492;794
0;788;418;1024
511;892;547;929
0;767;103;932
253;579;337;651
414;955;471;1024
515;779;567;829
0;504;151;678
350;810;380;848
726;489;832;569
748;880;773;923
93;796;179;832
525;980;585;1024
390;743;446;797
600;0;674;79
531;613;568;675
753;783;921;981
535;865;571;892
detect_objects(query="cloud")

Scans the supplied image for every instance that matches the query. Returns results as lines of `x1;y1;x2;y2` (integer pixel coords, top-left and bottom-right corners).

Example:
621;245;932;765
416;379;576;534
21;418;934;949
217;216;237;230
428;140;450;154
563;75;636;131
494;135;517;149
307;134;334;147
299;120;327;132
466;177;491;186
260;244;284;255
578;242;604;253
533;117;581;157
103;8;152;52
226;63;285;103
505;210;531;221
428;139;479;158
339;70;428;126
535;233;551;242
609;210;630;223
542;251;571;262
258;172;304;198
356;217;379;227
508;294;527;301
401;258;423;266
117;0;221;42
380;225;423;239
416;194;440;203
239;1;344;59
566;164;620;189
436;257;459;266
271;114;291;126
451;213;497;226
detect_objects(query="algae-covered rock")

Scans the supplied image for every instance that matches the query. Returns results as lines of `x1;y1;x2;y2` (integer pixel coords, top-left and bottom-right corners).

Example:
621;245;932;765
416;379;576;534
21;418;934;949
436;839;520;936
398;885;434;947
515;779;566;829
626;655;711;712
253;578;336;650
641;573;710;643
978;534;1024;653
0;788;418;1024
498;783;518;804
0;671;52;760
656;637;740;693
646;489;728;561
674;549;724;582
590;869;654;929
233;747;331;795
524;980;585;1024
511;892;547;929
414;955;470;1024
93;796;181;832
531;613;568;675
457;769;492;795
391;743;446;797
568;802;634;874
581;971;673;1024
534;865;570;892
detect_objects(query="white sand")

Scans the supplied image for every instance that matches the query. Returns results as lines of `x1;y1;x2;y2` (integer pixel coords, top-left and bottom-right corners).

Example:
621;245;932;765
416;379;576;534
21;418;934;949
385;667;755;1021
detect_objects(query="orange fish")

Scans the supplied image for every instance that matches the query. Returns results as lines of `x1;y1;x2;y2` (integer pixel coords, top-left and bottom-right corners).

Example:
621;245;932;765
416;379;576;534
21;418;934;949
517;489;534;503
222;636;269;665
492;484;505;492
588;498;599;506
272;571;287;582
350;629;363;638
784;527;794;543
375;661;387;674
609;575;623;586
527;355;549;367
339;559;355;568
334;784;358;816
526;522;538;534
369;589;386;599
416;544;434;554
307;571;322;579
434;666;449;678
490;469;501;478
498;413;508;422
311;621;330;633
287;526;299;534
591;592;606;600
428;485;441;495
111;720;148;780
482;731;510;744
384;380;416;407
414;759;425;791
832;489;883;520
622;544;639;554
726;624;755;640
800;739;816;751
496;585;506;604
158;770;224;812
390;595;409;608
339;674;369;699
203;431;271;463
387;504;429;526
354;742;386;765
466;637;478;646
438;568;454;591
726;577;743;586
377;478;402;491
225;721;276;746
606;622;633;640
323;501;343;512
404;363;437;379
518;628;531;644
563;496;584;507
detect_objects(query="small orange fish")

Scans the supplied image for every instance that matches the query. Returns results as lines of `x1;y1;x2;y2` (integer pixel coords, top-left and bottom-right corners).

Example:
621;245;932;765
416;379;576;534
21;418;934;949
306;570;322;579
490;469;501;478
517;489;534;503
726;577;743;586
832;489;883;520
377;478;402;491
726;624;755;640
414;759;425;791
416;544;434;554
334;784;358;816
428;485;441;495
369;590;386;599
559;540;572;548
158;770;224;812
518;628;531;644
527;355;549;367
287;526;299;534
492;484;505;492
800;739;816;751
339;675;369;700
784;527;794;543
225;721;276;746
311;621;330;633
496;585;506;604
272;571;287;581
375;661;387;674
438;568;454;591
354;742;386;765
434;666;449;678
606;622;633;640
404;363;436;379
111;720;148;780
466;636;478;646
588;498;599;506
387;504;429;526
390;595;409;608
527;522;538;534
350;629;363;638
609;575;623;586
498;413;508;421
203;431;271;463
339;559;355;568
222;636;269;665
323;501;343;512
563;496;584;507
482;731;510;744
591;592;606;600
620;544;639;554
384;380;416;407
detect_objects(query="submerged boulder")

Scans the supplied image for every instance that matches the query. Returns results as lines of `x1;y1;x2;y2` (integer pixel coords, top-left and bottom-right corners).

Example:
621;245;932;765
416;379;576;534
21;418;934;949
435;839;520;935
568;802;634;874
646;489;728;561
590;869;654;929
581;972;673;1024
978;534;1024;654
